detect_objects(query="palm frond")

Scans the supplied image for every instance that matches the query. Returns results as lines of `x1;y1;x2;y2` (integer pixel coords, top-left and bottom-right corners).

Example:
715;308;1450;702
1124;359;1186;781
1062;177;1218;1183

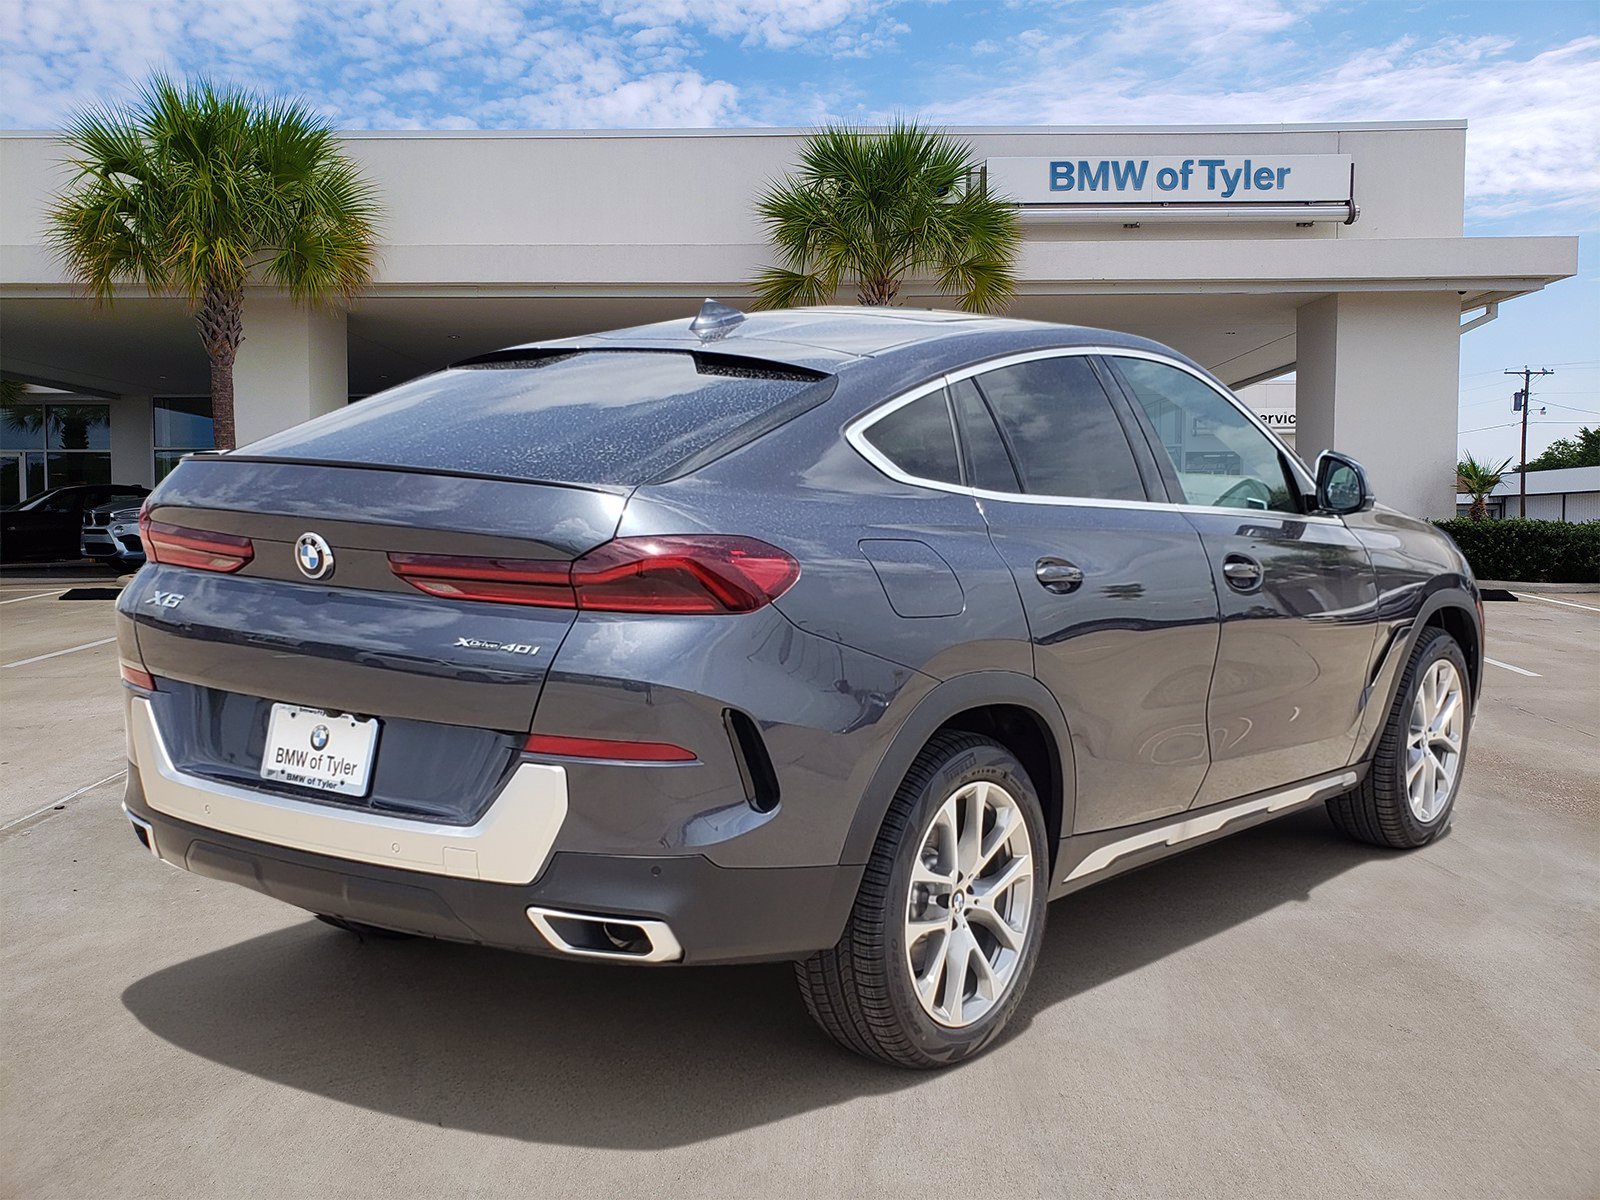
45;73;381;309
751;119;1019;312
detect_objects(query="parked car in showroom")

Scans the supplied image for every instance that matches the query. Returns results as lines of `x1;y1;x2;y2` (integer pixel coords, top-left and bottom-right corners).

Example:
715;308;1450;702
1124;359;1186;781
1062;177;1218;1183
82;502;147;570
117;305;1481;1068
2;483;149;563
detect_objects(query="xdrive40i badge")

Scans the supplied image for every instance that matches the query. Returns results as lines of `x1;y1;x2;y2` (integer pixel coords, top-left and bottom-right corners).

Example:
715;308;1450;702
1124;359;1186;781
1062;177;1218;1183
454;637;540;655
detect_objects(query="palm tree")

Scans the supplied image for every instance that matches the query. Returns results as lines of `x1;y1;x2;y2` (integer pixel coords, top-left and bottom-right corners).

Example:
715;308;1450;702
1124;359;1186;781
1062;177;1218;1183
1456;452;1512;521
46;76;380;450
752;121;1021;313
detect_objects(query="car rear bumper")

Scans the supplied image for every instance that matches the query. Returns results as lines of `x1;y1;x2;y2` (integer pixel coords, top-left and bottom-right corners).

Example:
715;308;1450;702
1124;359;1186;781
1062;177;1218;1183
122;766;861;965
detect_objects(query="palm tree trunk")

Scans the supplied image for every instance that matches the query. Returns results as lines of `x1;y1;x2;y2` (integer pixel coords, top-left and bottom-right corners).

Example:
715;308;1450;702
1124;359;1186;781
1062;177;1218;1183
195;281;244;451
857;276;899;306
1470;495;1486;521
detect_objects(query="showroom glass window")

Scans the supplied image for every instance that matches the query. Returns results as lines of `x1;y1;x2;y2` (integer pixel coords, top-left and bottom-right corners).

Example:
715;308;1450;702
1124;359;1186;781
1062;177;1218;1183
971;356;1146;501
154;397;215;481
0;400;112;501
1109;357;1300;514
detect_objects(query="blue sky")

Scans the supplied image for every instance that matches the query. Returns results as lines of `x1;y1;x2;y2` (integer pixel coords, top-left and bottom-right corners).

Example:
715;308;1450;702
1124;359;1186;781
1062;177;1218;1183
2;0;1595;463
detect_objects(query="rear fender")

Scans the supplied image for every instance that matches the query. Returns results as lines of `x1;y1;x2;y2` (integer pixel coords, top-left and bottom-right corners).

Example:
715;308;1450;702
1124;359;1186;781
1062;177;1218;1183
838;671;1076;866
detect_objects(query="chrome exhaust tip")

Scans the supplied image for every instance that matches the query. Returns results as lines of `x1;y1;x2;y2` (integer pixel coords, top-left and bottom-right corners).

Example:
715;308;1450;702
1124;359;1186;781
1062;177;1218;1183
122;804;159;859
525;906;683;963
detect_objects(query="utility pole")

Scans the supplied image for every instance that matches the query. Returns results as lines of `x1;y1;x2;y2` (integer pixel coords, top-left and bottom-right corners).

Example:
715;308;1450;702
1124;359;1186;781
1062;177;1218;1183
1505;366;1554;518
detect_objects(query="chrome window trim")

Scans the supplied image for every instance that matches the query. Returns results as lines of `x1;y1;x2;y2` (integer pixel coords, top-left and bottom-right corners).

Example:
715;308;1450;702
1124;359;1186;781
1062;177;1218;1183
844;344;1339;524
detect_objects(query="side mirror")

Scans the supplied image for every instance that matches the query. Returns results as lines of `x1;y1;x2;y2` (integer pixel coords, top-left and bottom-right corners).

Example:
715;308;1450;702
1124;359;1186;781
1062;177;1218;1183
1315;451;1375;515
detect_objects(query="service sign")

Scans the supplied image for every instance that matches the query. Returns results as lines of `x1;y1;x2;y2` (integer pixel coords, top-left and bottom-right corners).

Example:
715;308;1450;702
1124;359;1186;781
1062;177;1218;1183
1250;408;1297;433
986;155;1352;205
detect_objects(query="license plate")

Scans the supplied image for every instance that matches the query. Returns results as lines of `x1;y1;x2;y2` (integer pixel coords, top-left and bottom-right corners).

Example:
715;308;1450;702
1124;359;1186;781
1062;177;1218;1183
260;704;380;797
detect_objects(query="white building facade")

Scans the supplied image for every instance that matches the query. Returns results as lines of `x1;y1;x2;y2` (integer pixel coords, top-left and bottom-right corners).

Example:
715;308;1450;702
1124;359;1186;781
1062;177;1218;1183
0;121;1578;518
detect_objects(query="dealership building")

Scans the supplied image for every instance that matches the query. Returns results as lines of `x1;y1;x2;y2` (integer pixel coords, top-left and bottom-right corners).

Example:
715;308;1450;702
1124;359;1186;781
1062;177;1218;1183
0;120;1578;518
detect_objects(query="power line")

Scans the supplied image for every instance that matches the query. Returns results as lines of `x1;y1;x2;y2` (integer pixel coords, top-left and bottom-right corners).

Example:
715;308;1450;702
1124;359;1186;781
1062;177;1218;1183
1460;420;1591;434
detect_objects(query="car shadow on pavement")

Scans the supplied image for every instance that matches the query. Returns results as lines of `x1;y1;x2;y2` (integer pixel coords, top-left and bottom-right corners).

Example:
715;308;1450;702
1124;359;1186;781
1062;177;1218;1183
122;807;1390;1147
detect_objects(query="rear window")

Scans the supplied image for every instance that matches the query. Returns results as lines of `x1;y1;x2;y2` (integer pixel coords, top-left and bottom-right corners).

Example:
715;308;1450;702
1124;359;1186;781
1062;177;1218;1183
242;351;831;486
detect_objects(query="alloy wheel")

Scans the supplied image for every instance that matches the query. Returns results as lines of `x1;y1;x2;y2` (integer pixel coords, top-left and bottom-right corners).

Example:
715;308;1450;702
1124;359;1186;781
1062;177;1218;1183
904;780;1035;1028
1406;658;1465;823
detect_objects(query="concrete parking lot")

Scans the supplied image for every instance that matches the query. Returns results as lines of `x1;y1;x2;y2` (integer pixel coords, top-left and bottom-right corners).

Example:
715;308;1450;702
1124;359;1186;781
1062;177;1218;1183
3;576;1597;1198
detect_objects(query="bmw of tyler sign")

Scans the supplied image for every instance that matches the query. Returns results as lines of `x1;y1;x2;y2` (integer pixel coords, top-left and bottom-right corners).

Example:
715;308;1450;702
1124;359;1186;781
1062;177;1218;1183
985;154;1355;218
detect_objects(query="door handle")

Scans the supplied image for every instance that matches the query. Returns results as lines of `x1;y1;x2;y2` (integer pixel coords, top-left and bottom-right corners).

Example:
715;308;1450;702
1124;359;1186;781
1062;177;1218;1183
1222;554;1263;592
1035;558;1084;594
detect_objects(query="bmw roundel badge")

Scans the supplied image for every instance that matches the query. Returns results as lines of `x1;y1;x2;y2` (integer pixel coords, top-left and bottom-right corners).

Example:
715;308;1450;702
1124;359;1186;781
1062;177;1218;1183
309;724;330;751
295;532;334;580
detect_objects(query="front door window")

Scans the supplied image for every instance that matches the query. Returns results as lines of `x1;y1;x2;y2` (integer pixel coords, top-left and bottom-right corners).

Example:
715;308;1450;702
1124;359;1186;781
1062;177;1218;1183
1107;357;1301;513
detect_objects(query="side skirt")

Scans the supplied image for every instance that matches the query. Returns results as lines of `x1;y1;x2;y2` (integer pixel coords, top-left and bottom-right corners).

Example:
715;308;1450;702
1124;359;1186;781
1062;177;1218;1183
1048;767;1362;900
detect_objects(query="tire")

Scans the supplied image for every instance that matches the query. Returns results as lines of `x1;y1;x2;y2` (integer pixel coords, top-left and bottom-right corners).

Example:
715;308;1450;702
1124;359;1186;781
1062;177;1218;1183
314;914;415;940
796;731;1050;1068
1327;626;1471;849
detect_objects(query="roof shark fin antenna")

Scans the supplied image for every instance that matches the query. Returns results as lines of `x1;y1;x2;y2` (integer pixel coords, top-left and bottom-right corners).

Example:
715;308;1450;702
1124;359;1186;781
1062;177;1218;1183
690;298;745;342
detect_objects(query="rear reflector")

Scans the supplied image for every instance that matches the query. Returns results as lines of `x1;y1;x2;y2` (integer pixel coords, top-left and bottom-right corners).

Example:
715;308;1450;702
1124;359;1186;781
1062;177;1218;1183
524;733;696;762
140;509;253;573
120;663;156;691
390;535;799;615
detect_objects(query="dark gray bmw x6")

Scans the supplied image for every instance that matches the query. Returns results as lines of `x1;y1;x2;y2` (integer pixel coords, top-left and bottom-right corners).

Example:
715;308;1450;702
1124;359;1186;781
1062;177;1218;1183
118;305;1481;1068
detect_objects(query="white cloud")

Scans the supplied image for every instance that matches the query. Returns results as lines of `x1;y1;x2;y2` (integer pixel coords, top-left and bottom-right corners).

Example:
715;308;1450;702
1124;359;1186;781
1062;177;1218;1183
923;28;1600;220
2;0;1595;221
596;0;889;51
0;0;766;130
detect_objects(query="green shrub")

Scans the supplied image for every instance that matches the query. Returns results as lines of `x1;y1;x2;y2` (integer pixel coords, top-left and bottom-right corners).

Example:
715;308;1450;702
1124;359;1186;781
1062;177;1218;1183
1433;518;1600;584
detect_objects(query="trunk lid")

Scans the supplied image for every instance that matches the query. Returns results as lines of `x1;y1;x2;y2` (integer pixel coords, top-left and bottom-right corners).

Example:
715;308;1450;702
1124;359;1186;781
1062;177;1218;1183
124;457;626;733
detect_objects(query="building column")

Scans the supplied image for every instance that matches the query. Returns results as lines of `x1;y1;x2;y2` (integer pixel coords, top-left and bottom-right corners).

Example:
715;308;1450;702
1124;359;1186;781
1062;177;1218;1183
1295;292;1461;519
232;295;348;448
109;393;154;486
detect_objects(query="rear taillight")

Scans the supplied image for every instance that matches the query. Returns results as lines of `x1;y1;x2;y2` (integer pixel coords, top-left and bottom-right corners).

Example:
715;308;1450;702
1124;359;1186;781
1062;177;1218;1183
140;506;253;573
120;662;156;691
389;536;799;615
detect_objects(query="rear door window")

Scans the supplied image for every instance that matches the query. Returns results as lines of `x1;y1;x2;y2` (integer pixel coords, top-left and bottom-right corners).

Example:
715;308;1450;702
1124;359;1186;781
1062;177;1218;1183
860;391;963;486
972;356;1148;502
243;351;831;486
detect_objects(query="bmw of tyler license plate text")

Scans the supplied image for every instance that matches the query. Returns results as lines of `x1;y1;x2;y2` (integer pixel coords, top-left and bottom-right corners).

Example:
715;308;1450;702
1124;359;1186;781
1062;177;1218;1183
261;703;380;797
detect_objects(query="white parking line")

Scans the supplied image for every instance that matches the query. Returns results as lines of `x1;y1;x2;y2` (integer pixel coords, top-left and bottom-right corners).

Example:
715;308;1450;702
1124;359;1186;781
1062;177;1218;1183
1512;592;1600;614
0;589;67;605
1484;656;1541;678
0;769;128;833
1;637;116;670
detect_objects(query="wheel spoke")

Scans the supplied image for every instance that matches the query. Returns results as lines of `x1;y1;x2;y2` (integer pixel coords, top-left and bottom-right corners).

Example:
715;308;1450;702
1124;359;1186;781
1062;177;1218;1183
1433;690;1460;732
938;926;971;1020
968;936;1000;1001
912;858;955;889
956;784;985;879
973;855;1029;906
906;910;949;942
967;904;1024;953
977;804;1018;871
914;928;951;1004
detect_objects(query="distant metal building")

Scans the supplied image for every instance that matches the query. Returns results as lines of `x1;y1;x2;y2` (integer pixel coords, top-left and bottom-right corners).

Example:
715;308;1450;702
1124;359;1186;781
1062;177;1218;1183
1457;466;1600;522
